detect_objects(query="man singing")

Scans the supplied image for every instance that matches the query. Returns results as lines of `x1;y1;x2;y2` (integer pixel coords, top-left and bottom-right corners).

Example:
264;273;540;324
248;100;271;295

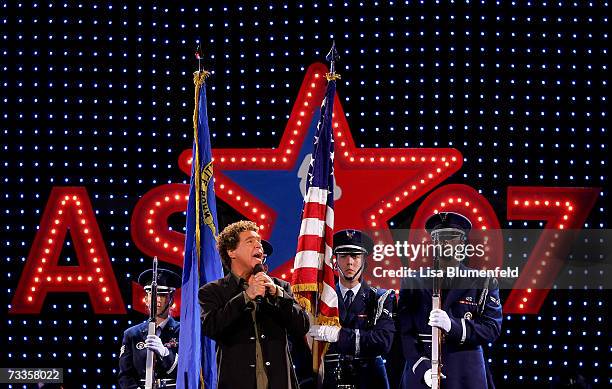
199;220;310;389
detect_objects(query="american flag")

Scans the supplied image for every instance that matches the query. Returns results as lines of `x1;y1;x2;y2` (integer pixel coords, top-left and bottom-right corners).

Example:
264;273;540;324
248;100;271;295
291;52;341;375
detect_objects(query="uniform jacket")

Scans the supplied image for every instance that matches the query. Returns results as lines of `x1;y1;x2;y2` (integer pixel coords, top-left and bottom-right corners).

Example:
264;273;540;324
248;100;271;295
330;281;396;357
325;281;396;389
398;264;502;389
199;273;310;389
118;317;180;389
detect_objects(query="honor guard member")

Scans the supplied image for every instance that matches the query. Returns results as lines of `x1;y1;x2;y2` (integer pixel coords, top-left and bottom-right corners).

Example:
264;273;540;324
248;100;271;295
118;268;182;389
308;229;396;389
398;212;503;389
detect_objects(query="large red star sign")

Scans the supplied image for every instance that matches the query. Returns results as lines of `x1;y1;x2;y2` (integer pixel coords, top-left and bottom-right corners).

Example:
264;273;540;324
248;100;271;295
174;62;463;288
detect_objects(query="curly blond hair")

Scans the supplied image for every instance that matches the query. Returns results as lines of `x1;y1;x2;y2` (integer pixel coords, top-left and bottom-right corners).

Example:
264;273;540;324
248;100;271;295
217;220;259;269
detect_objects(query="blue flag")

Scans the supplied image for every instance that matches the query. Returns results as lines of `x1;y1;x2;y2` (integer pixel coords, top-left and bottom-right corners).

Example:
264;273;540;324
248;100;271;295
177;71;224;389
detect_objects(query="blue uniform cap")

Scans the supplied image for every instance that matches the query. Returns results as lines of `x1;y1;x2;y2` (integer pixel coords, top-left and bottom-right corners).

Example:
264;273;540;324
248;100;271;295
333;229;374;255
262;239;273;258
425;212;472;236
138;268;182;293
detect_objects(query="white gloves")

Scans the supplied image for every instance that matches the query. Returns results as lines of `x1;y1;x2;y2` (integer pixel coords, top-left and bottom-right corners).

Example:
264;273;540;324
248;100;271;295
428;308;451;333
308;325;340;343
423;368;446;388
145;334;169;357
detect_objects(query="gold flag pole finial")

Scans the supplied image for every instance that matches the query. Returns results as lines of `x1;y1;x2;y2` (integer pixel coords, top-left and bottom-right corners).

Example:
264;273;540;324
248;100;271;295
194;44;210;86
325;40;341;81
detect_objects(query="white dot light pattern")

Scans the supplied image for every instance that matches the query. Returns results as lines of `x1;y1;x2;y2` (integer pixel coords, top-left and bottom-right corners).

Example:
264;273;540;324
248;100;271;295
0;1;608;387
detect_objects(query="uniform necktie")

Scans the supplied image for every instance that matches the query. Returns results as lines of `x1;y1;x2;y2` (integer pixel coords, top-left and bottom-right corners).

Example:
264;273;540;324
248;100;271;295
344;290;354;308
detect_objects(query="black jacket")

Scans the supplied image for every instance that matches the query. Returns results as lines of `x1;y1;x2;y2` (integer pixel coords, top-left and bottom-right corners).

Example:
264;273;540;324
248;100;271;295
199;273;310;389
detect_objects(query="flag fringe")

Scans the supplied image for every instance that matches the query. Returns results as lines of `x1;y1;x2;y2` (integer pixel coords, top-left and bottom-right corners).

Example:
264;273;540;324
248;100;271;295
291;283;319;293
293;294;314;314
316;314;340;327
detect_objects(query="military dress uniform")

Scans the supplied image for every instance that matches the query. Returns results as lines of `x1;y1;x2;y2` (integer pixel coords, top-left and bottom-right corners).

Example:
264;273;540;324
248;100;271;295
324;281;396;389
118;317;180;388
398;212;503;389
118;267;182;389
319;229;396;389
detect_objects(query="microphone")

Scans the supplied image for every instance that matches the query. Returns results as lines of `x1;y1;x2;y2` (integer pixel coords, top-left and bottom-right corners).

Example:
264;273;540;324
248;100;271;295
252;263;265;304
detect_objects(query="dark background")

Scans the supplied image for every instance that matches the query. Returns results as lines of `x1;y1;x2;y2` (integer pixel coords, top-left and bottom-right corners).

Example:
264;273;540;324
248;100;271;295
1;1;609;388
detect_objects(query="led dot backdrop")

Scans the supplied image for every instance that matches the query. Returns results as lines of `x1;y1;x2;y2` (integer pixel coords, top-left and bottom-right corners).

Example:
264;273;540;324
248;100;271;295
1;1;609;388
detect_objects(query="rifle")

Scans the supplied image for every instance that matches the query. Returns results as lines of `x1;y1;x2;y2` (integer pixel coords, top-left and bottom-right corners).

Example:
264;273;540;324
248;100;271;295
144;257;158;389
431;235;442;389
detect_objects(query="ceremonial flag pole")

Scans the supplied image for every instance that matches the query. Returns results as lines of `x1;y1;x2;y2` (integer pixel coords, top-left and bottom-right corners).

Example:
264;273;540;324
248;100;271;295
177;46;224;389
291;42;342;377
